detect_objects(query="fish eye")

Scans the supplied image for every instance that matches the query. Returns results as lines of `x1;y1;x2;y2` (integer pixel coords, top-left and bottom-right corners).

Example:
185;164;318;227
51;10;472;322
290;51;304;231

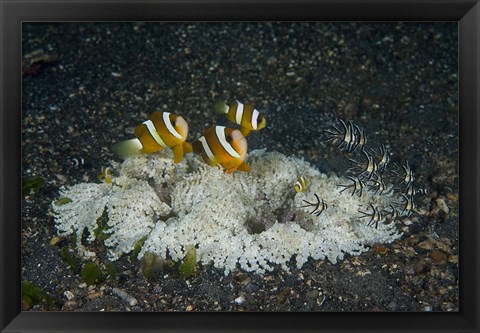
171;119;176;126
226;135;233;143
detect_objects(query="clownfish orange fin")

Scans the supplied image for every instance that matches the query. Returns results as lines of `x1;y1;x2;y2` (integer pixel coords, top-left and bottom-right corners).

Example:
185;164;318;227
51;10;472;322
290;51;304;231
182;141;193;154
214;99;229;114
208;155;219;166
226;162;250;174
225;166;237;174
237;162;251;173
240;127;251;137
112;138;143;159
172;144;184;164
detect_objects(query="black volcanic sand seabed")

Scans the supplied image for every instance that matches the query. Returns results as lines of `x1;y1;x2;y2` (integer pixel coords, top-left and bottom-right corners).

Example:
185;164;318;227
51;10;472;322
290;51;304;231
22;22;458;311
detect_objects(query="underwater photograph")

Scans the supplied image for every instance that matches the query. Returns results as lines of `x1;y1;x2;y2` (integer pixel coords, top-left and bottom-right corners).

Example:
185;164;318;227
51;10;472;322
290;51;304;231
22;22;458;312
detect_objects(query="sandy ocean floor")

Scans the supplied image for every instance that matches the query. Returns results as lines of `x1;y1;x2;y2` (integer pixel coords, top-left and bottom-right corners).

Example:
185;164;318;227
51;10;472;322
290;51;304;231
22;22;458;311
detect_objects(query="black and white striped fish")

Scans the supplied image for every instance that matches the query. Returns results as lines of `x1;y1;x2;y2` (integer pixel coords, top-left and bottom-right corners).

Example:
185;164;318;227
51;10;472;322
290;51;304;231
338;176;366;197
359;204;383;229
392;160;415;187
325;119;367;153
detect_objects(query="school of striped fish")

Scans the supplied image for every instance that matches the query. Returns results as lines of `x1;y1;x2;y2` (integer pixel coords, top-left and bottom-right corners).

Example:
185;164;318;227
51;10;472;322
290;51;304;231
320;118;428;229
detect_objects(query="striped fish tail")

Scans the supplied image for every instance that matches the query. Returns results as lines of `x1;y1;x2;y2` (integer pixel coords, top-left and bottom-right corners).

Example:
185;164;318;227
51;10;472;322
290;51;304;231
214;99;229;114
112;138;143;159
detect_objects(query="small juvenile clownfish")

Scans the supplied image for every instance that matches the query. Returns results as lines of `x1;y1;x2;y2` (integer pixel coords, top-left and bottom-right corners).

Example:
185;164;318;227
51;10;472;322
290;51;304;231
112;111;192;163
192;126;250;174
98;166;112;184
294;175;308;192
214;100;266;137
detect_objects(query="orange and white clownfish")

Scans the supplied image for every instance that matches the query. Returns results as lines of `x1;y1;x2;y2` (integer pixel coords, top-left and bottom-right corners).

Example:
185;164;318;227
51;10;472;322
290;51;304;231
214;100;266;137
98;166;112;184
192;126;251;174
112;111;192;163
294;175;308;192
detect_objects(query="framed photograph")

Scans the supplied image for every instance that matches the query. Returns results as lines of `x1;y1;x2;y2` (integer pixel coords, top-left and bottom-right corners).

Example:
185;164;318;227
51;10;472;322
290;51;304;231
1;0;479;332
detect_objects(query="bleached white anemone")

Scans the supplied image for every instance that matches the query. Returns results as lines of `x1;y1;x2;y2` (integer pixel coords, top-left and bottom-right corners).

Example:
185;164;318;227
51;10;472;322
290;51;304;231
52;149;403;275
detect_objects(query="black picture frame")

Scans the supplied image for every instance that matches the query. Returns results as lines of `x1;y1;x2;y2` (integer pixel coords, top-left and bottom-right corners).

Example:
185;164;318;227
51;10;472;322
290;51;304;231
2;0;479;332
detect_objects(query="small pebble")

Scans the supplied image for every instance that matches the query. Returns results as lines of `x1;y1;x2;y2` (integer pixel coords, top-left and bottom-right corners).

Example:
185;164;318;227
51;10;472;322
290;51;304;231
49;236;60;246
430;250;447;265
277;287;291;303
83;251;96;258
414;260;427;274
416;239;434;251
112;287;138;306
357;269;372;277
234;296;245;305
63;290;75;300
372;244;388;255
88;290;104;300
306;290;319;300
446;193;458;205
56;174;67;183
62;300;78;311
448;254;458;264
430;197;449;219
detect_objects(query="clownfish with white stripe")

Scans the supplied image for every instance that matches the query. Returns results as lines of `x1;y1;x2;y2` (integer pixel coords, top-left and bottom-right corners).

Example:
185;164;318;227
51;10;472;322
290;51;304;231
214;100;266;137
112;111;192;163
294;175;308;192
192;126;251;174
98;166;112;184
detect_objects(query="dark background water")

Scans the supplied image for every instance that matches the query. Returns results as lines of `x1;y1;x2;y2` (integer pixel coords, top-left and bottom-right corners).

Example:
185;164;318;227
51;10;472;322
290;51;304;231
22;22;458;311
